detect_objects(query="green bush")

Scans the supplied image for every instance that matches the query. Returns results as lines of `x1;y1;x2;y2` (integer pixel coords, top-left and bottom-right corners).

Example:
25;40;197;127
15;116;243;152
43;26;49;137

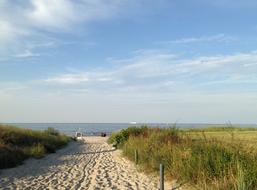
23;143;46;158
0;125;71;169
0;143;26;169
44;127;60;136
108;126;149;147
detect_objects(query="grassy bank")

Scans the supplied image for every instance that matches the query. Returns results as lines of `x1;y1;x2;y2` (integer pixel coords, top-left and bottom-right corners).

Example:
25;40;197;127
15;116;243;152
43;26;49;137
0;125;71;169
108;126;257;190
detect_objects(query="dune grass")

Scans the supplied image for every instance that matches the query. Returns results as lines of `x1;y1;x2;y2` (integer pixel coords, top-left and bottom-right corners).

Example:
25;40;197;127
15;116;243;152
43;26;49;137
108;126;257;190
0;125;71;169
184;126;257;132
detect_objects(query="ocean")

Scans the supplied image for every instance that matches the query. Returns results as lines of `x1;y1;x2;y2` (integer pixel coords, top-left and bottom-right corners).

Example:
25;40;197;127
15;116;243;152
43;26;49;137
2;123;257;136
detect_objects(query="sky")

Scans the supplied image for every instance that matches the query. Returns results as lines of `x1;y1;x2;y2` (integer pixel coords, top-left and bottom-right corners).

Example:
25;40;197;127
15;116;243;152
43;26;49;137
1;0;257;123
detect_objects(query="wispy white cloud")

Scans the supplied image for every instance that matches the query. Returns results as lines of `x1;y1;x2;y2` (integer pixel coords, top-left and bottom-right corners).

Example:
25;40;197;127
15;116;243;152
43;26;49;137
0;20;30;56
14;50;40;58
45;74;89;84
2;48;257;123
0;0;159;58
243;63;257;67
158;34;236;45
27;0;127;31
43;50;257;94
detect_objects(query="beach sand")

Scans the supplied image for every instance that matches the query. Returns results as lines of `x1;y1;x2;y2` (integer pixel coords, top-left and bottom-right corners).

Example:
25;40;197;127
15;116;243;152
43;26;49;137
0;137;177;190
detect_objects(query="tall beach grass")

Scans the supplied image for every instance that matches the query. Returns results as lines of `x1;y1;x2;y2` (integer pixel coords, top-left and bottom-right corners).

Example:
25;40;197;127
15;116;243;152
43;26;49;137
108;126;257;190
0;125;71;169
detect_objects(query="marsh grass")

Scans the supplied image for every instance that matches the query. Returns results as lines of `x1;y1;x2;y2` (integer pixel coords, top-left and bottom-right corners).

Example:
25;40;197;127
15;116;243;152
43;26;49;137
109;126;257;190
0;125;71;169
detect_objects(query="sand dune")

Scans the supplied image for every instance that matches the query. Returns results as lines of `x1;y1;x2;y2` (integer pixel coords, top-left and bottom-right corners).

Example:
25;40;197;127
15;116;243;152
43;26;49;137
0;137;175;190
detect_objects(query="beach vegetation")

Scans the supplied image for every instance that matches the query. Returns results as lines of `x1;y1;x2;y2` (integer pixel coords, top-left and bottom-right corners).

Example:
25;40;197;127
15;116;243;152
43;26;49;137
0;125;71;169
109;126;257;190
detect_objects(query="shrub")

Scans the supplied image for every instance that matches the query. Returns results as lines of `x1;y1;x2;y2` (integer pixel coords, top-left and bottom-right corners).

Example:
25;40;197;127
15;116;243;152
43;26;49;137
44;127;60;136
0;143;26;169
23;144;46;158
108;126;149;147
0;125;71;169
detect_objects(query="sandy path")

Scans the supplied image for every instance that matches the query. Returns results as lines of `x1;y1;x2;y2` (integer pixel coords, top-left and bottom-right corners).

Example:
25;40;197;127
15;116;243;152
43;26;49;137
0;137;171;190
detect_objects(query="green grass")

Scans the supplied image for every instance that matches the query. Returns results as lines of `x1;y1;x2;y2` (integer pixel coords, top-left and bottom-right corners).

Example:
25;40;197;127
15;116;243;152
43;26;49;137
185;126;257;132
109;126;257;190
0;125;71;169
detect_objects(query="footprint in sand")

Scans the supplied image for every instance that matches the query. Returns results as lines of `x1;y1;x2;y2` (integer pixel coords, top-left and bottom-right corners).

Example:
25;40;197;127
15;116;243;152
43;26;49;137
0;137;177;190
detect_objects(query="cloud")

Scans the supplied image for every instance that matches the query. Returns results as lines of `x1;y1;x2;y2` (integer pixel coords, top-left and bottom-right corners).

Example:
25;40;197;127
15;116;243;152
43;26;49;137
42;50;257;94
27;0;127;31
28;0;76;30
45;74;89;84
2;48;257;123
158;34;236;45
14;50;40;58
243;63;257;67
0;20;30;56
0;0;155;58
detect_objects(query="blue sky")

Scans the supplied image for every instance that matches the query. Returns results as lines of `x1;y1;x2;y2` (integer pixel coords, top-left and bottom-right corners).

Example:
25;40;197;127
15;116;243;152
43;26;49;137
1;0;257;123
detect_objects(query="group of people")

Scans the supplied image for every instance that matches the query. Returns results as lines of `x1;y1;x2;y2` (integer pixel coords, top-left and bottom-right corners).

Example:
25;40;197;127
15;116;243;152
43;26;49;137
75;130;107;138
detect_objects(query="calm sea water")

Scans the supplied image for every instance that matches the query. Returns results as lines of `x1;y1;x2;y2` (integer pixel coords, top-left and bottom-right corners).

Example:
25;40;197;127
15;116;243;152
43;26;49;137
3;123;257;136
